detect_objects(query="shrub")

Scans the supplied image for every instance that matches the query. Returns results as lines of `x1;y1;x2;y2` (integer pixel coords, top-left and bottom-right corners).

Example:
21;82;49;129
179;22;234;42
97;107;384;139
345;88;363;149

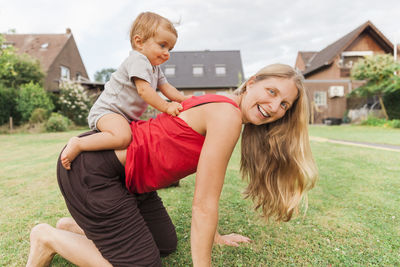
45;113;70;132
59;81;93;126
16;82;54;122
29;108;49;124
0;83;20;125
388;119;400;129
360;116;387;127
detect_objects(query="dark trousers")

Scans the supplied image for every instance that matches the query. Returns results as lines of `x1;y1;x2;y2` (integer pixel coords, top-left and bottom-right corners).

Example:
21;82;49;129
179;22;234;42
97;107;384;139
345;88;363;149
57;138;177;267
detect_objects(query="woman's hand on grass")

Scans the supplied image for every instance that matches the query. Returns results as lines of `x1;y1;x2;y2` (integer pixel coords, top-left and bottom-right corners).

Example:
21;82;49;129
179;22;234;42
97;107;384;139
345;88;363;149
214;232;251;247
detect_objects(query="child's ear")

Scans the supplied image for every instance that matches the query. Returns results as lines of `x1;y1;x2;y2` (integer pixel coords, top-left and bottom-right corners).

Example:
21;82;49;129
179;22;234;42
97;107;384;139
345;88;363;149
133;34;143;50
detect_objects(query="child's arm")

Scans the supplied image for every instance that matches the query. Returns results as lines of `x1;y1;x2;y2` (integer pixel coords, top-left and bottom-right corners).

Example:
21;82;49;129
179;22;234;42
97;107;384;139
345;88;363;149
158;82;190;102
134;78;183;116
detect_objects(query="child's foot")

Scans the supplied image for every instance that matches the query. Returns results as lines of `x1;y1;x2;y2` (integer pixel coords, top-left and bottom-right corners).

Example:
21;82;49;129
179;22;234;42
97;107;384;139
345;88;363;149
26;224;56;267
61;137;81;170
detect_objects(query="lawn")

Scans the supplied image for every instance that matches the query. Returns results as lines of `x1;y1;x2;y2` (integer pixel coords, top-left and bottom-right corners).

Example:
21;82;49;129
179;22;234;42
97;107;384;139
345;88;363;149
309;124;400;146
1;127;399;266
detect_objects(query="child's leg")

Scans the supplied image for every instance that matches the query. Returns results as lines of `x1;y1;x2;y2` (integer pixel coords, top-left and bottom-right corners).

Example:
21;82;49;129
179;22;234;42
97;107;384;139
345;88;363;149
60;113;131;170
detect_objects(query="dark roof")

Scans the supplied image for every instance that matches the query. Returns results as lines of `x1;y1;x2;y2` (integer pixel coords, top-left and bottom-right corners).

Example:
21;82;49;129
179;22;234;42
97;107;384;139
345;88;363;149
303;21;395;76
3;30;72;72
161;50;244;89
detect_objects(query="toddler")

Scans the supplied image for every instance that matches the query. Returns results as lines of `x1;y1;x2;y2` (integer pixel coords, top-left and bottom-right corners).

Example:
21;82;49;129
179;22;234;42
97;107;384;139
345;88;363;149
61;12;187;170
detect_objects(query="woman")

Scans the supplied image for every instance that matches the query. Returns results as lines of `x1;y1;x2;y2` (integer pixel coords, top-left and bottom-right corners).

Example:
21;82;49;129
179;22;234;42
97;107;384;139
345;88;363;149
26;64;318;267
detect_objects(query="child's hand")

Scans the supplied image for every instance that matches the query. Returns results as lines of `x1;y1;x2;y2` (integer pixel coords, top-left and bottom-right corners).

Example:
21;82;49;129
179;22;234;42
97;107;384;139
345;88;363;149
165;101;183;116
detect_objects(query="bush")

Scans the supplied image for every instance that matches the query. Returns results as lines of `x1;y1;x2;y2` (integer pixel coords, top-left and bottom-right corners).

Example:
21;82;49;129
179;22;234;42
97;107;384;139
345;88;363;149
0;83;20;125
360;116;387;127
388;119;400;129
29;108;49;124
59;81;93;126
45;113;70;132
16;82;54;122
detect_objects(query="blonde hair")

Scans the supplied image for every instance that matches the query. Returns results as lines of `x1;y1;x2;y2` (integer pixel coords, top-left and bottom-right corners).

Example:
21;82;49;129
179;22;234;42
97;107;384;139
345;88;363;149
130;12;178;49
237;64;318;222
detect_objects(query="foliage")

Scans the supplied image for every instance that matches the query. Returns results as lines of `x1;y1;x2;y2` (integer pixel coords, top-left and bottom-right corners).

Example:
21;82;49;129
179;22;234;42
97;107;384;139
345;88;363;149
29;108;50;124
59;81;94;126
383;90;400;119
45;113;71;132
350;54;400;120
16;82;54;122
360;116;387;126
0;83;20;125
94;68;116;83
351;54;400;96
0;34;44;88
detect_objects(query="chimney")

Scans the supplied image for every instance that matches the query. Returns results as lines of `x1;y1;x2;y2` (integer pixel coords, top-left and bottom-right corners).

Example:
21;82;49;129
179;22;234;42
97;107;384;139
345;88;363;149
66;28;71;35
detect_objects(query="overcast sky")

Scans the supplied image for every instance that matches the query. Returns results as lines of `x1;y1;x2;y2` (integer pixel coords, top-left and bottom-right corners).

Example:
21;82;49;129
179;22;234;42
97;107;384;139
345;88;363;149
1;0;399;80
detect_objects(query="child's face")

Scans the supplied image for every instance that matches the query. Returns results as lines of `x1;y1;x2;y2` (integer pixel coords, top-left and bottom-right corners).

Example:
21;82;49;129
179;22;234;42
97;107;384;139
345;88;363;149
136;26;177;66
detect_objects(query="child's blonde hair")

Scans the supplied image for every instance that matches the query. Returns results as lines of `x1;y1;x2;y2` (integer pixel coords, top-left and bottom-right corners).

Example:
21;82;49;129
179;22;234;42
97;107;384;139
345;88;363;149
236;64;318;222
130;12;178;49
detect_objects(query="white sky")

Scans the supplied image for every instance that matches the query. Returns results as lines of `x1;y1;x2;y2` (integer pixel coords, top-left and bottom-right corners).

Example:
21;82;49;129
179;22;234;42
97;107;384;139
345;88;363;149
1;0;399;80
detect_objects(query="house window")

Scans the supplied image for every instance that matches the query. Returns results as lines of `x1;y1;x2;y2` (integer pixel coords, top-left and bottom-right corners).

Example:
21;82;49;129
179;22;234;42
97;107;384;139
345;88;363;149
40;43;49;49
314;91;327;106
215;65;226;76
193;91;205;96
192;65;204;76
164;65;176;77
60;66;70;80
76;72;82;81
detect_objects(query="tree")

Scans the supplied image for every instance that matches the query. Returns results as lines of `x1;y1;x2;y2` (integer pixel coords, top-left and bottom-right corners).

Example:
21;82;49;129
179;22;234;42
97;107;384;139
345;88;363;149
351;54;400;120
0;34;44;88
94;68;116;83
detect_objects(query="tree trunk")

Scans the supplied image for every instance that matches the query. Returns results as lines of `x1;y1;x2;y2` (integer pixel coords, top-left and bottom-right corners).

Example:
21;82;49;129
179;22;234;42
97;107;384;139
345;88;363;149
378;95;389;120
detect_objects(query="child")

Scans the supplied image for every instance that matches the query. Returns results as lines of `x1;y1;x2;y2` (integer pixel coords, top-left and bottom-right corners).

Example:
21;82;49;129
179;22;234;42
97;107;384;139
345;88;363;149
61;12;188;170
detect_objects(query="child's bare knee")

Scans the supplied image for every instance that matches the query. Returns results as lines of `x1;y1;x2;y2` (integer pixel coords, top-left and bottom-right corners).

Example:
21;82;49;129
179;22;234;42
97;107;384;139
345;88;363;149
30;223;53;244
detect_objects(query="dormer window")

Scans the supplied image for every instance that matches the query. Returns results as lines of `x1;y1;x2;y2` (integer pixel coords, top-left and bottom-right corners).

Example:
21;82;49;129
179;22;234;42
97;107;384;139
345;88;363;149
192;65;204;76
164;65;176;77
60;66;70;80
215;65;226;76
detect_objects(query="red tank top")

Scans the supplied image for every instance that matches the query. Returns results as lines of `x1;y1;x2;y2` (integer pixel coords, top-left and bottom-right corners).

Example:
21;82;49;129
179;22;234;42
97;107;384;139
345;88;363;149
125;94;240;193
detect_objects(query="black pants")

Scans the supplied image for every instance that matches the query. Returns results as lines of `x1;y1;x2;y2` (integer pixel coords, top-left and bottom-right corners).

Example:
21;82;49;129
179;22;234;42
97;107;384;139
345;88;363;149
57;133;177;267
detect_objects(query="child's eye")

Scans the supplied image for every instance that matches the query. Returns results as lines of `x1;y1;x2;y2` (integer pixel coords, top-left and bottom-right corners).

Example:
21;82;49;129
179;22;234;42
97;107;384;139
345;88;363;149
268;89;276;95
160;44;166;48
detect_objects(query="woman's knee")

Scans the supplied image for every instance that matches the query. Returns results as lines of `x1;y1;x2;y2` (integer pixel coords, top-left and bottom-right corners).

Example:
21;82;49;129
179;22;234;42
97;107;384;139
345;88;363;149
30;223;53;245
159;230;177;257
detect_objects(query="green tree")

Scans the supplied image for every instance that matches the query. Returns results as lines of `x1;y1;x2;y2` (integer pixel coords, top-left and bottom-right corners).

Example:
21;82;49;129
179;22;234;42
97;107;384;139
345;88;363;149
0;34;44;88
351;54;400;119
16;82;54;122
94;68;116;83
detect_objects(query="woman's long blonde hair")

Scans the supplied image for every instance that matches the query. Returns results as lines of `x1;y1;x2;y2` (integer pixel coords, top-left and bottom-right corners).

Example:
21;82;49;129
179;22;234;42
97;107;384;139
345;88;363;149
236;64;318;222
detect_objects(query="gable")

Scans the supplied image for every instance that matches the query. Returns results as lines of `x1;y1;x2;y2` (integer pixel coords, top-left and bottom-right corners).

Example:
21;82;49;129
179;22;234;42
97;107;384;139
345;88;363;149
161;50;244;89
302;21;395;77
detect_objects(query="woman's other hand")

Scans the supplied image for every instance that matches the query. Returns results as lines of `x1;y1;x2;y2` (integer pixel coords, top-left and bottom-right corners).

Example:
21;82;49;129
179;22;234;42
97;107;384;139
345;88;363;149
214;232;251;247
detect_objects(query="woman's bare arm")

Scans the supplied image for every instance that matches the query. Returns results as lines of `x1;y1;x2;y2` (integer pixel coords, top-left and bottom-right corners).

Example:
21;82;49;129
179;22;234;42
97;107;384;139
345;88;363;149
190;103;242;267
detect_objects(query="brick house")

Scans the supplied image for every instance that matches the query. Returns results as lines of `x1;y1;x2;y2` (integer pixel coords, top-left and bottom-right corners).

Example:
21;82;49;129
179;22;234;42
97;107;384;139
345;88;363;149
3;29;89;92
160;50;245;96
295;21;398;124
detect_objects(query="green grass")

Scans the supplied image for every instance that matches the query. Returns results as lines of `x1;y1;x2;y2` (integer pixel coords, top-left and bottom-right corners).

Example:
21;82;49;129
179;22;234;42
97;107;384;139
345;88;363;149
1;127;400;266
309;124;400;146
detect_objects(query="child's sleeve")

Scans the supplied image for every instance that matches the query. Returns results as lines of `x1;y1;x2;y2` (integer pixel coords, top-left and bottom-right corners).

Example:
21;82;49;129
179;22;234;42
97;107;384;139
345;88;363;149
126;52;154;85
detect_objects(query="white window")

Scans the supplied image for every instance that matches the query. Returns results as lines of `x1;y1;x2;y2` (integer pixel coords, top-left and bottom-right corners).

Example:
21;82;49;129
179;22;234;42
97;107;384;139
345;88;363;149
215;65;226;76
314;91;327;106
193;91;205;96
192;65;204;76
40;43;49;49
164;65;176;77
60;66;70;80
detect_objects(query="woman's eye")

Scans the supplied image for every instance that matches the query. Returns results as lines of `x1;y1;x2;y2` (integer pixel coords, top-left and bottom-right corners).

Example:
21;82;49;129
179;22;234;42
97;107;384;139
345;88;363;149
281;102;288;110
268;89;275;95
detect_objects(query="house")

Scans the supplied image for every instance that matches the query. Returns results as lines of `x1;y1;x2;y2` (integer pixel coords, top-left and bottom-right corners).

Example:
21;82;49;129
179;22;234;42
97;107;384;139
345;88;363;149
3;29;89;92
160;50;245;96
295;21;399;124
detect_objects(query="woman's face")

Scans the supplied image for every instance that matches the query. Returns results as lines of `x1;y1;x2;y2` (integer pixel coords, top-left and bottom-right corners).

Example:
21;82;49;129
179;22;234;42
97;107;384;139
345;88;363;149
240;77;298;125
